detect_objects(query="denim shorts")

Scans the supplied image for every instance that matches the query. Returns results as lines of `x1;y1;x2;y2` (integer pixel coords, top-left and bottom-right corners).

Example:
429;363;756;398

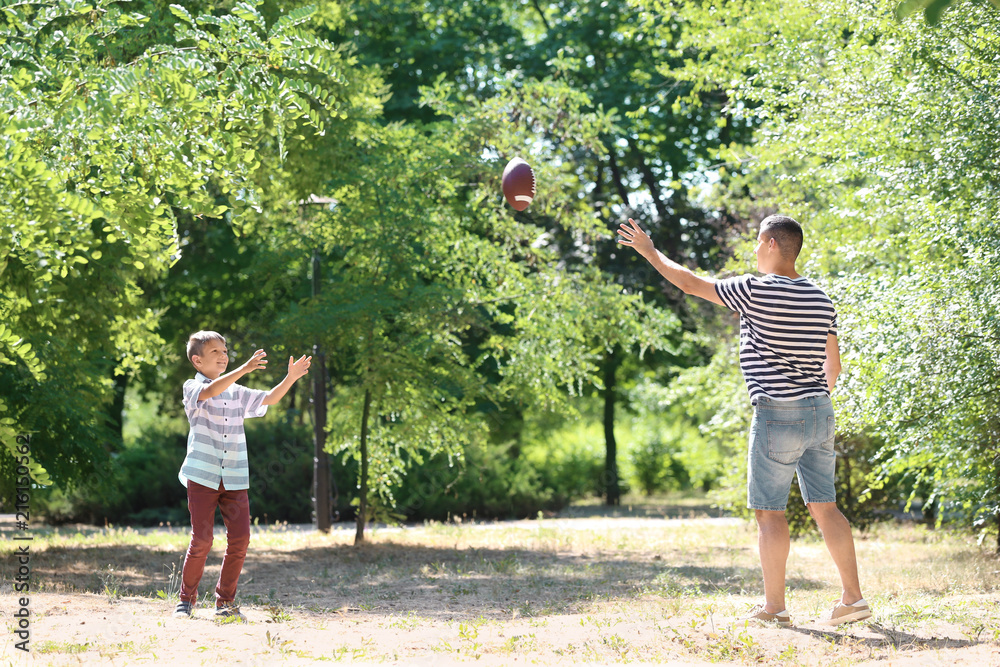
747;394;836;511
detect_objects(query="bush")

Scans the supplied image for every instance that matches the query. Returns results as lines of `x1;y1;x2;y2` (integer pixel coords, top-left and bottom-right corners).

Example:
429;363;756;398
36;402;607;526
789;430;897;535
625;417;723;496
715;429;898;537
390;437;600;521
34;422;188;526
36;411;362;527
211;415;359;524
631;438;690;495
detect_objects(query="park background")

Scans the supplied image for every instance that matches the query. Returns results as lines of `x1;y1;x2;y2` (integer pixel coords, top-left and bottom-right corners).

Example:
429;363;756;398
3;1;1000;664
0;0;998;552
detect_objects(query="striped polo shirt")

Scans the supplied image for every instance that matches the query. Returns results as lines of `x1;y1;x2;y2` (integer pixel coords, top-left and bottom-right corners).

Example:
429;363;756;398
179;372;268;490
715;273;837;403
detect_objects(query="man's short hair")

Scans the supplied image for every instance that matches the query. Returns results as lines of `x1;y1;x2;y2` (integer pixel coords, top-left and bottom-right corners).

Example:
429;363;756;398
759;215;803;261
187;330;226;362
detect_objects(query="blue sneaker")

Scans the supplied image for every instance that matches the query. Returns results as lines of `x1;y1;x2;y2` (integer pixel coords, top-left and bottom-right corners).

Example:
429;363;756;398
173;600;194;618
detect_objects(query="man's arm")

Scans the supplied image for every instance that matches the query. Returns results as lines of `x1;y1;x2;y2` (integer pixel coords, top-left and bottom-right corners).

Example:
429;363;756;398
824;333;842;392
617;218;724;306
262;355;312;406
198;349;268;401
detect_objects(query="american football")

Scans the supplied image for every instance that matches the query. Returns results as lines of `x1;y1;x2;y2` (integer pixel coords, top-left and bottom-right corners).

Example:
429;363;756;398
502;157;536;211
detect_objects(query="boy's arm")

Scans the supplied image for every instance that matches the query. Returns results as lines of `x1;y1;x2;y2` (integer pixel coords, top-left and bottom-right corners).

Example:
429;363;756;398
824;333;842;392
262;355;312;406
617;218;724;306
198;349;268;401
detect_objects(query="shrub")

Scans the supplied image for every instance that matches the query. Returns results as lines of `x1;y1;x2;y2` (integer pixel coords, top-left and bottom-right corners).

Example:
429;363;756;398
37;405;606;525
631;438;690;495
35;411;362;526
716;429;898;537
390;437;599;521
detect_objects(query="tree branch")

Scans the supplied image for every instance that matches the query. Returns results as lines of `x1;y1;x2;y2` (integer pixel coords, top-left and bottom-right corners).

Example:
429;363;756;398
531;0;551;32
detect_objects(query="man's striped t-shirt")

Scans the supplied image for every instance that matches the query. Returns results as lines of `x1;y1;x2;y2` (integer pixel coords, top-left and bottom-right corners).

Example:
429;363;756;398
179;372;269;490
715;274;837;403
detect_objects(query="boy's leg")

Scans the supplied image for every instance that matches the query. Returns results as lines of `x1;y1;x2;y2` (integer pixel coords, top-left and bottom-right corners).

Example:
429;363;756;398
807;502;864;604
215;485;251;605
756;510;790;613
179;482;221;603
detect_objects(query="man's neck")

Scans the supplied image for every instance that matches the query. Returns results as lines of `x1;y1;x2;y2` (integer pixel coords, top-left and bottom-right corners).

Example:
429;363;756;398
765;263;801;279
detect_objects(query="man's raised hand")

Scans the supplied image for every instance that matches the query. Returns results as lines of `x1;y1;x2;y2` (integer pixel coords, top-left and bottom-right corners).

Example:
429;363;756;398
617;218;655;257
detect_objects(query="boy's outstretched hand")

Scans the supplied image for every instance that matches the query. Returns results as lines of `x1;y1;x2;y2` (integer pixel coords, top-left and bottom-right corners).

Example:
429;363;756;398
263;354;313;406
240;349;268;375
287;354;312;381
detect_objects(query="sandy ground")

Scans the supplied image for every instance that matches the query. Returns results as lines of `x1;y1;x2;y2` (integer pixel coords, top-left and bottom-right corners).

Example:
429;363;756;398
2;515;999;666
3;591;998;666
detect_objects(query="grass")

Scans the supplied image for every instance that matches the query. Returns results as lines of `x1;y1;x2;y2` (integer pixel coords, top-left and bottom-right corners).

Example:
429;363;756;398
35;640;90;654
1;510;998;665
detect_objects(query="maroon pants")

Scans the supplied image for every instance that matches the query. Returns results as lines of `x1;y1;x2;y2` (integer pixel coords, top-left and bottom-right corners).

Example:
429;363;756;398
179;481;250;605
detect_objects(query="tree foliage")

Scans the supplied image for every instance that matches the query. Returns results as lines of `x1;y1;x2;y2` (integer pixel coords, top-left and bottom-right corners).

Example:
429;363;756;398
283;69;679;539
636;0;1000;543
56;2;686;538
0;0;350;496
335;0;751;506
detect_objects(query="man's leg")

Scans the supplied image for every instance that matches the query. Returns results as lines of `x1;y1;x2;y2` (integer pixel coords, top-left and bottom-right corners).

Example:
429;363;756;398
756;509;791;613
807;502;864;604
179;482;220;603
215;485;251;605
746;399;799;617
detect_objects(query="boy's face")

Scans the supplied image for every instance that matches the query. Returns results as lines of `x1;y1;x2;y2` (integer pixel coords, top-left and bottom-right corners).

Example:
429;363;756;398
192;340;229;380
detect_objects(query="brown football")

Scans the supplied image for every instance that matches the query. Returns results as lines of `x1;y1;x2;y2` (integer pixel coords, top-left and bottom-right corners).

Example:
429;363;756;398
502;157;536;211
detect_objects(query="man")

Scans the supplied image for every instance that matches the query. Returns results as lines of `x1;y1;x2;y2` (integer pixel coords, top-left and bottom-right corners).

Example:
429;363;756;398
617;214;871;627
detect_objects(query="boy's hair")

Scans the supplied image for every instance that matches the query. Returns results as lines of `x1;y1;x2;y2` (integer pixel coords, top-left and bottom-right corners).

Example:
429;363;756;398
187;331;226;363
759;215;803;261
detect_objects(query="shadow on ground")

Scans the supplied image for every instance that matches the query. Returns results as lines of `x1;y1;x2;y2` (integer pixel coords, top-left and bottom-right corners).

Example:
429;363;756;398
556;501;732;520
17;539;824;621
791;624;977;651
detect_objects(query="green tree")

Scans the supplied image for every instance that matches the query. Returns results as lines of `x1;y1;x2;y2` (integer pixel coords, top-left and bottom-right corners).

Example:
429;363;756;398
637;0;1000;546
0;0;352;501
285;70;677;542
100;1;679;539
338;0;750;506
519;4;754;504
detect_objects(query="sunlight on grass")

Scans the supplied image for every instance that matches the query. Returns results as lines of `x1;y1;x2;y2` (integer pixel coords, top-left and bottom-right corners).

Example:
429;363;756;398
3;517;998;665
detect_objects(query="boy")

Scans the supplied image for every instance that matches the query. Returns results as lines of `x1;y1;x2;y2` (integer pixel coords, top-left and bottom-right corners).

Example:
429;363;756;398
617;215;871;627
173;330;311;619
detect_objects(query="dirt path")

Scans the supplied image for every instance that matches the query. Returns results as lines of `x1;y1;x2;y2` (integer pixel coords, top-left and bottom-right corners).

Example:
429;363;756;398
4;591;997;666
2;515;998;665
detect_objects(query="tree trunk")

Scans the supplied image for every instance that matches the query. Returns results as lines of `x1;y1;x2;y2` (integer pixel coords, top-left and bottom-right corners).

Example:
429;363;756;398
604;348;620;506
109;370;127;445
312;249;332;533
629;145;679;257
312;346;330;533
354;388;372;545
607;151;632;210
